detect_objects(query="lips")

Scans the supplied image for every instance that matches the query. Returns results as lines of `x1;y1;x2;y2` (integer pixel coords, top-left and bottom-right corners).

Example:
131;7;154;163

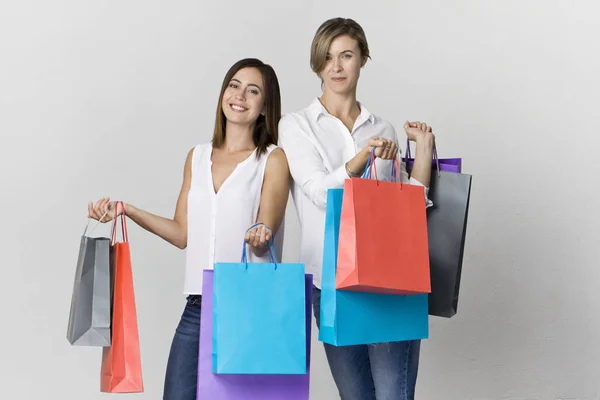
331;77;346;82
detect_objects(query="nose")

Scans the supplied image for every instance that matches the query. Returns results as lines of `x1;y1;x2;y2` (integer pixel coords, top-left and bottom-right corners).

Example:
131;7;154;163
332;57;343;72
234;87;246;101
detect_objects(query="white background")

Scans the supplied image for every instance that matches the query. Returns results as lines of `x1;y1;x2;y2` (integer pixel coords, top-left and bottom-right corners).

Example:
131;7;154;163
1;1;599;399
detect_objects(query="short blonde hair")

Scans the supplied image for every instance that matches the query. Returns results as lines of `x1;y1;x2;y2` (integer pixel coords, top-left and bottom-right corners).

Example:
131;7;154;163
310;18;371;77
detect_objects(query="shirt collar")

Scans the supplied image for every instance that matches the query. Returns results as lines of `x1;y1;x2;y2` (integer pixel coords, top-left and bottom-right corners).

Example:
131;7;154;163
309;97;376;125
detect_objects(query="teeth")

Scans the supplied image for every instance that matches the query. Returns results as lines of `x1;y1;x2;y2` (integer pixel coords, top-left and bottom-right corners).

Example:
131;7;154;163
231;105;246;111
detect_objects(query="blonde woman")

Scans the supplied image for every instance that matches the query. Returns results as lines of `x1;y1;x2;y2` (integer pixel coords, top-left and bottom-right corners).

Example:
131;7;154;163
278;18;434;400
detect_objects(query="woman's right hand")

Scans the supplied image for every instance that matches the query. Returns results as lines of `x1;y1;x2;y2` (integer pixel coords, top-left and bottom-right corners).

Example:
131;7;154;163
346;136;399;178
88;197;123;223
244;223;272;257
365;136;398;160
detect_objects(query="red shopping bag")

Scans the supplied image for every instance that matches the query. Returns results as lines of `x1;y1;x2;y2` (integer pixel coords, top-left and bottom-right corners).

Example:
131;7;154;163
100;202;143;393
336;156;431;295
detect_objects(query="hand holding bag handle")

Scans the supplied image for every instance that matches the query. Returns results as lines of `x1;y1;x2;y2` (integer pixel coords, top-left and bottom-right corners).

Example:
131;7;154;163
241;223;277;269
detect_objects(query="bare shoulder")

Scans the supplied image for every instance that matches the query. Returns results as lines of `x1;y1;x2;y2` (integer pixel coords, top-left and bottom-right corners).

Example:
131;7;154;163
185;143;210;169
186;146;195;161
265;147;290;174
183;145;204;179
183;147;195;170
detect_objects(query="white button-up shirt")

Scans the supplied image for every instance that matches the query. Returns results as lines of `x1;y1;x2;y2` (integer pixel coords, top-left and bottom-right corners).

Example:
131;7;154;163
278;98;430;288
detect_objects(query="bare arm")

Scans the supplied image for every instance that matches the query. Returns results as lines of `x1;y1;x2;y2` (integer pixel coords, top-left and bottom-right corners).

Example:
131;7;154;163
404;121;435;187
88;147;193;249
245;148;291;256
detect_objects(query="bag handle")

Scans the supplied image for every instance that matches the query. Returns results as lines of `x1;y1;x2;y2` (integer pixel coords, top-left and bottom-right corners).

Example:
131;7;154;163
363;147;405;188
390;156;403;188
404;138;441;177
83;209;109;237
240;222;277;270
111;201;129;245
361;148;379;181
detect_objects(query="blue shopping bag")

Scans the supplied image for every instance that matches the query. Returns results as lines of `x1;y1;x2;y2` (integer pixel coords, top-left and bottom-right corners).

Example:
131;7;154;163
319;188;429;346
213;238;307;374
198;270;312;399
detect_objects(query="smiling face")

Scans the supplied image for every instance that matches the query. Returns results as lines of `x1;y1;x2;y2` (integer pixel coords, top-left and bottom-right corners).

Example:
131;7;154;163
211;58;282;156
221;67;265;127
320;34;367;96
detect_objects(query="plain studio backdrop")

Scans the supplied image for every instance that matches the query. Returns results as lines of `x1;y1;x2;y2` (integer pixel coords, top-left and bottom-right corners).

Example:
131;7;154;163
1;1;599;399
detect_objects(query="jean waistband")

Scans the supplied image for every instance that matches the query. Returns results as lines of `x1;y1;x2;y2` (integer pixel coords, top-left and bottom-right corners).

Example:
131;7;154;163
186;295;202;307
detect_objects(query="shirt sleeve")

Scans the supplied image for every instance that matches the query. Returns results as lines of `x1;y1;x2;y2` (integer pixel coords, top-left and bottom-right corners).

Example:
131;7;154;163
278;115;347;209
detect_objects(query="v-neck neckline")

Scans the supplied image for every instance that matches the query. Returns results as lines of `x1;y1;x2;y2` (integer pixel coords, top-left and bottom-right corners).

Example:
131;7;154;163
208;147;257;195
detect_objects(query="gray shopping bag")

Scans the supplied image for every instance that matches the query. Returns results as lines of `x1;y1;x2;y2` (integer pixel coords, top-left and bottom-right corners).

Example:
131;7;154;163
426;169;472;318
67;216;112;346
405;143;473;318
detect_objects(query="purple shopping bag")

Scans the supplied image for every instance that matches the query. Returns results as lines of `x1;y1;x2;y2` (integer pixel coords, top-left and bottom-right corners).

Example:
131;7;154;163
403;139;461;173
197;270;312;399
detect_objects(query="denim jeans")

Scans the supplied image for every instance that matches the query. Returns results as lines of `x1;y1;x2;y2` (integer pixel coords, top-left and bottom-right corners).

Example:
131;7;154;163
313;287;421;400
163;295;201;400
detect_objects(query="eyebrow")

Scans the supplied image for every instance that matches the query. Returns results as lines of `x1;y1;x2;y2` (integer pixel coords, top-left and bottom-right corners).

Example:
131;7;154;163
326;50;355;55
231;78;262;91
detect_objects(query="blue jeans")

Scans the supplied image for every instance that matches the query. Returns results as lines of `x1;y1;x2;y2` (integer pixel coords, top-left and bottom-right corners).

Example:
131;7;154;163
163;295;201;400
313;287;421;400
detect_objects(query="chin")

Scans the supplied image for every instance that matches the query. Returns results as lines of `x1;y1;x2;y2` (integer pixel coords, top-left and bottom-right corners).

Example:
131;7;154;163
327;85;354;96
223;109;242;122
225;114;255;127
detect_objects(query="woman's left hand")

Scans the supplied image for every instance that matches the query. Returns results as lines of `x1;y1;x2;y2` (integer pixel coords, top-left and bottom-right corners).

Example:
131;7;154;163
245;223;272;253
404;121;434;142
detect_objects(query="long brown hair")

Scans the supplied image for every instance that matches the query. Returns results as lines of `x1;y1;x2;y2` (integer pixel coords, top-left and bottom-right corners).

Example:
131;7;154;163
212;58;281;158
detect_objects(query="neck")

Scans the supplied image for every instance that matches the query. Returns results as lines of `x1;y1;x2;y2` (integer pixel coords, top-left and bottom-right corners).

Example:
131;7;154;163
319;90;360;121
221;121;256;152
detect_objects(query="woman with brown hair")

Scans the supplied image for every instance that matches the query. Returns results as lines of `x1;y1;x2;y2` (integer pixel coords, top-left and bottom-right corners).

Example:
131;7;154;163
278;18;434;400
87;58;290;400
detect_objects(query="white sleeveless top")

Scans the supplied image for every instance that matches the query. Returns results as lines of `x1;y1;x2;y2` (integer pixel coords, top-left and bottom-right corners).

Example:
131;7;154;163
183;143;284;294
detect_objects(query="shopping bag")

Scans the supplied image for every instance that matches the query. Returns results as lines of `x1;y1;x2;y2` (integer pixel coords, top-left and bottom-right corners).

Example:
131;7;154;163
404;142;472;317
403;139;462;174
407;144;472;317
67;215;111;346
212;241;306;374
321;189;429;346
198;270;311;399
100;202;143;393
427;168;472;317
336;153;431;295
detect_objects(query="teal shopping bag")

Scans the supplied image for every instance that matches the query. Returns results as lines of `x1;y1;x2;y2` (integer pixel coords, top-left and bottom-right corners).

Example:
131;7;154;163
319;188;429;346
213;240;307;374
